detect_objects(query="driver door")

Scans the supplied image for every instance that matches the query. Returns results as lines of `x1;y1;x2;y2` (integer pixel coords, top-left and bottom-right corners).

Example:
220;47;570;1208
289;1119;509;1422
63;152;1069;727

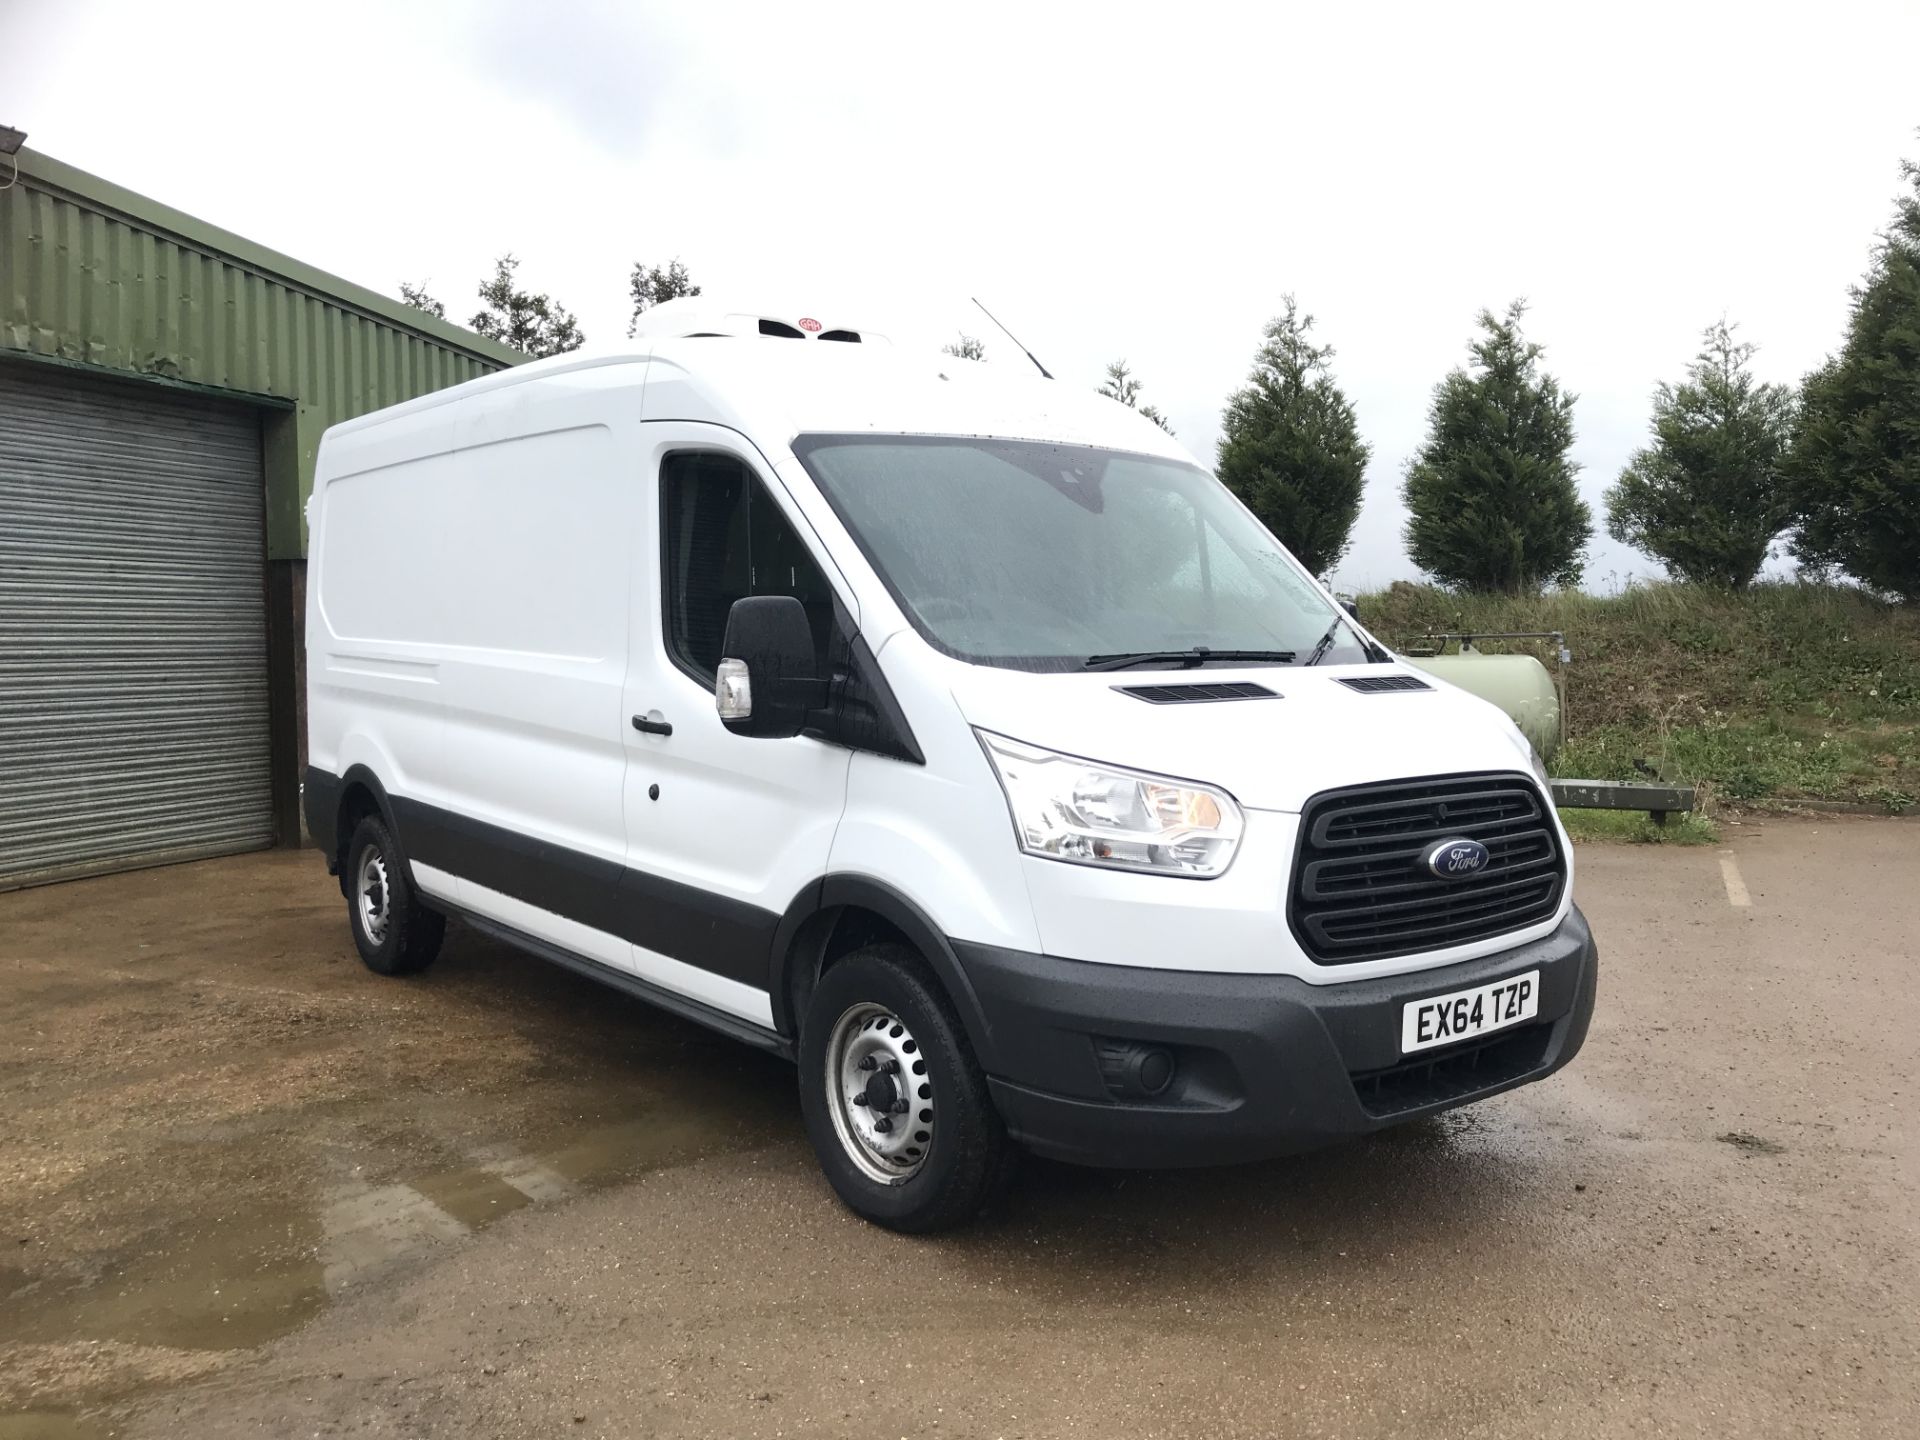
618;425;856;1028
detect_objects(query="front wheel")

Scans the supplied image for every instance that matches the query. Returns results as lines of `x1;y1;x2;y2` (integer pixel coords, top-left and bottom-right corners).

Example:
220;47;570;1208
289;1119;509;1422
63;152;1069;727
798;943;1013;1232
345;814;445;976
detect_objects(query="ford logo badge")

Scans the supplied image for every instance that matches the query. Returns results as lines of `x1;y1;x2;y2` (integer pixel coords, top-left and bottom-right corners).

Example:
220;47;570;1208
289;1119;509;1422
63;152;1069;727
1422;837;1490;880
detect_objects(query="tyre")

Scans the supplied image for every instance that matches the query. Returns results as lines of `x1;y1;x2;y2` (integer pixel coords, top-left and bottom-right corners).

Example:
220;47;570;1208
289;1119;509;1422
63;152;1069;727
344;813;445;976
798;942;1014;1232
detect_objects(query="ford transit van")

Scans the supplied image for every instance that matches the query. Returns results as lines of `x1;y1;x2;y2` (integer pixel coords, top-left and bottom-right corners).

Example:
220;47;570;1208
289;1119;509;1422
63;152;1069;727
303;305;1597;1231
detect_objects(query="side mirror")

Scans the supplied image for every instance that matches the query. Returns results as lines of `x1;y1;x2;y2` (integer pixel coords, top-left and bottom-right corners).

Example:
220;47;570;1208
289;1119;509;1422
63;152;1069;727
716;595;820;739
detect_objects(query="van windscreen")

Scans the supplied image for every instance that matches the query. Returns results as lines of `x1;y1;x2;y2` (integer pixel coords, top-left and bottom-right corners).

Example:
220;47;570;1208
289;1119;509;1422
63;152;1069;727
793;435;1367;673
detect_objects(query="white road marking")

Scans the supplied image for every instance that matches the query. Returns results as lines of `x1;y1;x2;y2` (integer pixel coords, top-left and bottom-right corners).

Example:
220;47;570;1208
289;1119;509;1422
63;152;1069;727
1718;851;1752;908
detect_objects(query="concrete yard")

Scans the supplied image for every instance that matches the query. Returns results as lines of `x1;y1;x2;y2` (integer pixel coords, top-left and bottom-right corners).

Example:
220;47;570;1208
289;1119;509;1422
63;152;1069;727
1;817;1915;1438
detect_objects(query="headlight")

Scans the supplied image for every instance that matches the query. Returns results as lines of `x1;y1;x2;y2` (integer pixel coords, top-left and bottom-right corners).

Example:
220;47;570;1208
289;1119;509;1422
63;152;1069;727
1528;743;1552;794
976;731;1244;878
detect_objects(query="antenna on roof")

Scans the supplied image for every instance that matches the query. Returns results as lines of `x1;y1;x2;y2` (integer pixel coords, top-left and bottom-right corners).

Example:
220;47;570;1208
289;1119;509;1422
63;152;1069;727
970;297;1053;380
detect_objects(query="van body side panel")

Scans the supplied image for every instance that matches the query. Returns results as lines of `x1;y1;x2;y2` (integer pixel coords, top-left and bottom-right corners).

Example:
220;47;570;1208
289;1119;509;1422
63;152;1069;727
309;369;799;1029
307;418;457;904
619;423;853;1010
425;415;633;957
318;369;645;966
384;791;781;994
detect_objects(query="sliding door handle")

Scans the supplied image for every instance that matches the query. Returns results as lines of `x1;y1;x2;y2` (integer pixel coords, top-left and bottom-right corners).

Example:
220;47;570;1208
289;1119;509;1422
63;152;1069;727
631;712;673;737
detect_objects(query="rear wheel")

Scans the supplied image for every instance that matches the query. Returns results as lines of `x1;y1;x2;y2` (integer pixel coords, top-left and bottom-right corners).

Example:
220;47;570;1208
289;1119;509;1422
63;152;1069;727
798;943;1012;1232
345;814;445;976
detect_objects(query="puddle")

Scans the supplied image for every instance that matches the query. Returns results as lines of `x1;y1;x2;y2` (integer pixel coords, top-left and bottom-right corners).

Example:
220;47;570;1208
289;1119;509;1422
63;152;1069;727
542;1105;765;1187
0;1199;329;1353
0;1413;111;1440
2;1077;792;1370
406;1166;536;1230
1;856;802;1420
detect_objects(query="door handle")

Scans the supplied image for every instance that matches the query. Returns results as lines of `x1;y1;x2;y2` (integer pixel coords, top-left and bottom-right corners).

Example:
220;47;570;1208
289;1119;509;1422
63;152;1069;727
631;713;673;737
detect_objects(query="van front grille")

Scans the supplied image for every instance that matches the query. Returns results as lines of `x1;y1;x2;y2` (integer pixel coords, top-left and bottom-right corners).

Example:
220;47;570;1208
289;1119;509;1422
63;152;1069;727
1289;773;1564;964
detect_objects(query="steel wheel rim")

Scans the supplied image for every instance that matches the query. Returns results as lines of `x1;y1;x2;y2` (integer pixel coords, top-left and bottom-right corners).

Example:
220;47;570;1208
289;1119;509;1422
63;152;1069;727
825;1002;934;1185
356;846;391;945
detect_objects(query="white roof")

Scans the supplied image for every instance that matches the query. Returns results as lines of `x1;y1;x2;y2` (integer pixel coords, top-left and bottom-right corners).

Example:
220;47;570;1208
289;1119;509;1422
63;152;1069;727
325;333;1193;465
647;338;1192;460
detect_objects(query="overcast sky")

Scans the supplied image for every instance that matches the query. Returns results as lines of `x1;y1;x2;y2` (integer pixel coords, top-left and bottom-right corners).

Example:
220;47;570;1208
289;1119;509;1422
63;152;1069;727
7;0;1917;590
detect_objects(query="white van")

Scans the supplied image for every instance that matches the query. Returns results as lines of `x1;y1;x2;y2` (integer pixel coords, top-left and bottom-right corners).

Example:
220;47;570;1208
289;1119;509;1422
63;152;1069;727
304;305;1597;1231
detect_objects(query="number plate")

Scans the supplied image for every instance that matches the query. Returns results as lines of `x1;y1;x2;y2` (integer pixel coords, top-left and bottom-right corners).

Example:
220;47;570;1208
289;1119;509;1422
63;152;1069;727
1401;970;1540;1054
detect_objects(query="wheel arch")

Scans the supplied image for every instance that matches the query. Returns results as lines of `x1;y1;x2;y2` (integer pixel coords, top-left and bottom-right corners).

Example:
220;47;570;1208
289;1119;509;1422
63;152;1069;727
770;876;999;1071
325;764;401;896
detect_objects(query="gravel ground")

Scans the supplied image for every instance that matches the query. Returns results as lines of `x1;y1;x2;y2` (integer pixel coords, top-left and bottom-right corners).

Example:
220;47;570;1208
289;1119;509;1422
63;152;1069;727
1;816;1914;1438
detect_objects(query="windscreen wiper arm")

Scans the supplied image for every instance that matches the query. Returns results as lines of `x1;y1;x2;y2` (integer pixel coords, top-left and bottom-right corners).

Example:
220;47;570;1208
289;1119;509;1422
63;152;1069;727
1082;647;1298;672
1302;619;1345;667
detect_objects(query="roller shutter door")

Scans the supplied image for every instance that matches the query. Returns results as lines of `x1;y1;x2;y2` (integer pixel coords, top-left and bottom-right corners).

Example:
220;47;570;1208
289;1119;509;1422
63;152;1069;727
0;363;274;888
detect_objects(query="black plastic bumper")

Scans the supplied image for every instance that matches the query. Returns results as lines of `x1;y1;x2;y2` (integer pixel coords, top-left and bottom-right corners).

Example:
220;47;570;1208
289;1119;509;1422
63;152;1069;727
954;907;1597;1168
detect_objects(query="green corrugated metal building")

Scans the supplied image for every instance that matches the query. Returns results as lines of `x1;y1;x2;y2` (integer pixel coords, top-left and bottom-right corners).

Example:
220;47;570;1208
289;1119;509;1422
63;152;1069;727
0;145;523;887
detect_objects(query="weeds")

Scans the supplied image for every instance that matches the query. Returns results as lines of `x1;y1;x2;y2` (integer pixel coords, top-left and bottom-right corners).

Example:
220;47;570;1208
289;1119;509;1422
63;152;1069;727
1558;809;1720;845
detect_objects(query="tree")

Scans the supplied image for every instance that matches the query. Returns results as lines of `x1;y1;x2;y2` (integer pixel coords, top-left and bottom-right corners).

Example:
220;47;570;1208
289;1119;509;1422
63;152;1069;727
398;282;446;320
1215;299;1367;574
1403;302;1589;592
1605;320;1795;588
1097;359;1173;433
1785;158;1920;601
942;333;986;361
469;255;584;358
627;258;701;337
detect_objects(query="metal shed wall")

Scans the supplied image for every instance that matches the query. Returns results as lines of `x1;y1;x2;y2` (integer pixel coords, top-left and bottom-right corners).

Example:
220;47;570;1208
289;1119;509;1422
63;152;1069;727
0;146;524;856
0;147;522;558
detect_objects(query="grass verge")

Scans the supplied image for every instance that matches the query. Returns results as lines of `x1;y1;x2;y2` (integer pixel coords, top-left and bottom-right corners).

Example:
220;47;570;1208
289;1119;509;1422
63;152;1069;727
1359;580;1920;810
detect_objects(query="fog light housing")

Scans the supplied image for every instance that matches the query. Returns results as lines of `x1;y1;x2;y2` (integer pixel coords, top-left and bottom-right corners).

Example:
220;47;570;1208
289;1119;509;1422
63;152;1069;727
1096;1039;1176;1099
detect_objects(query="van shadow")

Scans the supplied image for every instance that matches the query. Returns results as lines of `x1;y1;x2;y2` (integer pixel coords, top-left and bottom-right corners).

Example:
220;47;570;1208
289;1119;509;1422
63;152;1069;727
428;921;1573;1297
427;919;801;1133
943;1103;1570;1299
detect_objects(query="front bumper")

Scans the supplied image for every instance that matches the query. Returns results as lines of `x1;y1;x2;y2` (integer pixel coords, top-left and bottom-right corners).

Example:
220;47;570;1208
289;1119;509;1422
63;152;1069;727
954;907;1597;1167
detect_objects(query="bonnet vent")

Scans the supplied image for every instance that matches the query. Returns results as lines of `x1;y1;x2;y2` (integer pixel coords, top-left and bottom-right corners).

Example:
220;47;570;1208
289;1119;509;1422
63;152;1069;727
1115;682;1279;705
1335;675;1433;694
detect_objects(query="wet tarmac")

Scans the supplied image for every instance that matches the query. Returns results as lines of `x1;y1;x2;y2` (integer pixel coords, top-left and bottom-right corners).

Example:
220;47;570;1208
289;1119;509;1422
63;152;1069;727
1;817;1915;1437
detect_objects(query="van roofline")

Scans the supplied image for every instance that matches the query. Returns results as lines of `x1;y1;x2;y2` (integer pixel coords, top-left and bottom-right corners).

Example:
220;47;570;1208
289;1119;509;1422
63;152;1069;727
322;347;658;439
321;336;1190;466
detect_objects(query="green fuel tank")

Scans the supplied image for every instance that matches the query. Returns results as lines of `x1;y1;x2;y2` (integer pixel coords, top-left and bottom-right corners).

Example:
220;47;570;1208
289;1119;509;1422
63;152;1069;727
1404;652;1562;761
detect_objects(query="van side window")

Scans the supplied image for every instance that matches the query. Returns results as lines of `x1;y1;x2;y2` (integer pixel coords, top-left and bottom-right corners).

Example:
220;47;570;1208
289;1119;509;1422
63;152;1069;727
661;452;835;682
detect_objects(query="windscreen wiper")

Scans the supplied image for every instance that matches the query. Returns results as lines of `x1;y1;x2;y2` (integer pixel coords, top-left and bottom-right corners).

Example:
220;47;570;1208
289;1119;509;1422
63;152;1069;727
1082;647;1298;672
1302;619;1345;667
